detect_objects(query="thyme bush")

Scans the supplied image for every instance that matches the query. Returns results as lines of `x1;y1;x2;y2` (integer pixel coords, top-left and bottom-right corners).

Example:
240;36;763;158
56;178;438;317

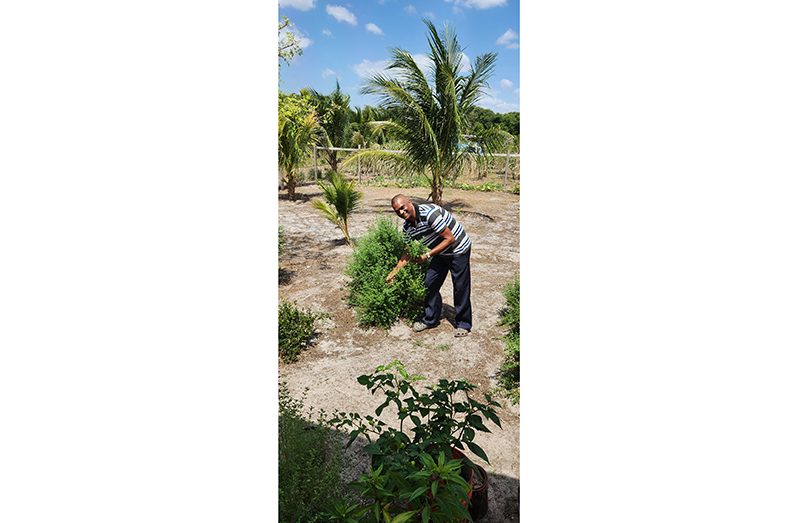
498;276;520;402
345;217;428;328
278;301;321;363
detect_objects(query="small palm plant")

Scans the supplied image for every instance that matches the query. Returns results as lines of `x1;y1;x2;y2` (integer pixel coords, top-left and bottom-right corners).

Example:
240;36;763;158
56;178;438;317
312;171;363;247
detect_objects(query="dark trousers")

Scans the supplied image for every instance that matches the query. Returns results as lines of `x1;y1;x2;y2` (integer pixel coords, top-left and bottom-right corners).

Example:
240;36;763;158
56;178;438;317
422;249;472;330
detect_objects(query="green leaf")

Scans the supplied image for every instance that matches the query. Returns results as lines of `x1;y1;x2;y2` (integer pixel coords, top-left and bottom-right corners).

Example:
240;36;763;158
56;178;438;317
467;414;490;432
345;430;359;448
422;505;431;523
484;409;502;428
431;480;438;498
357;375;370;385
466;441;490;464
391;511;417;523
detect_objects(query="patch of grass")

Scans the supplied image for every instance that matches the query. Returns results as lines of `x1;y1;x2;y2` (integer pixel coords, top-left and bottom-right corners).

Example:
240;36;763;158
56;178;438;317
278;301;322;363
279;384;353;522
435;343;451;352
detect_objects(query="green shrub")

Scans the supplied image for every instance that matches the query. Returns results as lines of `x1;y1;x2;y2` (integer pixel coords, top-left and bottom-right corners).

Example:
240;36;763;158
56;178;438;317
278;301;321;363
498;277;520;402
345;217;428;328
278;226;286;257
279;384;352;522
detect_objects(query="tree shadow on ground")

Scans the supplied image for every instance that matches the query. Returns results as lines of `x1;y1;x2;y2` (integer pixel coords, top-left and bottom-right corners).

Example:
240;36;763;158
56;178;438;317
325;238;349;248
277;189;322;202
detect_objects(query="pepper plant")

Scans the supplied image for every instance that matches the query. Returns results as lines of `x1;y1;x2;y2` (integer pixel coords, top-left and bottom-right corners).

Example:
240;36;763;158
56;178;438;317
328;361;502;522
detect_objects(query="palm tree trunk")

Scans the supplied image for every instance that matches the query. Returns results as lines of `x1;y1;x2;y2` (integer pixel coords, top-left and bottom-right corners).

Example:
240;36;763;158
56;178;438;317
430;173;444;206
286;172;296;200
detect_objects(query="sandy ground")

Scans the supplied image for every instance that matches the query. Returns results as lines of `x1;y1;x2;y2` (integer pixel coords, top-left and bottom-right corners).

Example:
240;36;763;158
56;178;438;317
278;184;520;522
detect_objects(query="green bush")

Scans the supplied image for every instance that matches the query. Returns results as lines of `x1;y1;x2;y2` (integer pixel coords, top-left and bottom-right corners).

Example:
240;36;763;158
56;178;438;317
279;384;352;522
278;301;320;363
278;226;286;257
345;217;428;328
498;277;520;402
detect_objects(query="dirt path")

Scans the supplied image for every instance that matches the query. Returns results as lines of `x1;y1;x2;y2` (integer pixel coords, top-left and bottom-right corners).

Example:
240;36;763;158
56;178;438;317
279;185;520;522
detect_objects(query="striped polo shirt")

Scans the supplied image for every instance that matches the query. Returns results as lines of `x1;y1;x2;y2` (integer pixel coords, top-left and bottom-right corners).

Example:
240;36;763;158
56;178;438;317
403;202;472;255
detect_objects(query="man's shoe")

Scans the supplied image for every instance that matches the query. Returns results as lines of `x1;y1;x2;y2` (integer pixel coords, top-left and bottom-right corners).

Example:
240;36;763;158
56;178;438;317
412;321;436;332
454;328;470;337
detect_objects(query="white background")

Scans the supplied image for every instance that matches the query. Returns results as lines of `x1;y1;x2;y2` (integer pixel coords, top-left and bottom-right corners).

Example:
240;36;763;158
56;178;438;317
1;1;797;521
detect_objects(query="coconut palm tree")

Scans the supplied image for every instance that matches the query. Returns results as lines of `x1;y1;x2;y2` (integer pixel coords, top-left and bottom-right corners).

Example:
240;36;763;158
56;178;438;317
343;20;498;205
306;82;351;172
311;171;363;246
278;92;321;200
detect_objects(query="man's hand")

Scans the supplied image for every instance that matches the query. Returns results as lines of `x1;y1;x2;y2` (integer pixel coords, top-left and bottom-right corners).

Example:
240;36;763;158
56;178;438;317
413;253;430;264
385;257;409;284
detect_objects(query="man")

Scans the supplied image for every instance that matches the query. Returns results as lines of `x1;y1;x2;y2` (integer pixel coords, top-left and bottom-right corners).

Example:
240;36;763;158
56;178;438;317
386;194;473;337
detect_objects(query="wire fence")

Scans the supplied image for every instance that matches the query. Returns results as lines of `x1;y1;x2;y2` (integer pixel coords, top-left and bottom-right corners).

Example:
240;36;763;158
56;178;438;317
289;145;521;190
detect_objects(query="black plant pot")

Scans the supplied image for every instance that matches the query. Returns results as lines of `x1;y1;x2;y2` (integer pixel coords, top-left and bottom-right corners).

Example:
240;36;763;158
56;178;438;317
468;464;489;520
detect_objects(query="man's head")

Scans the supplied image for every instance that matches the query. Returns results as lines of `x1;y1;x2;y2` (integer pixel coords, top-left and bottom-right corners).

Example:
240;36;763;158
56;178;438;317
391;194;416;223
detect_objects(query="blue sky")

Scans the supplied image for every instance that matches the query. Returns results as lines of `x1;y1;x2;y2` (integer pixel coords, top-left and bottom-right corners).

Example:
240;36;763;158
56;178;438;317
278;0;520;113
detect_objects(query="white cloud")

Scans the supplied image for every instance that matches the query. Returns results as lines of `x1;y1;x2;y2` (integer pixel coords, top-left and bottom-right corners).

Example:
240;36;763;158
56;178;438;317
354;53;472;81
404;4;417;14
366;23;384;35
514;87;520;95
423;11;436;19
353;59;391;79
496;28;519;49
476;88;519;112
322;68;337;79
322;29;332;36
445;0;506;9
500;79;513;90
326;4;357;25
279;0;316;10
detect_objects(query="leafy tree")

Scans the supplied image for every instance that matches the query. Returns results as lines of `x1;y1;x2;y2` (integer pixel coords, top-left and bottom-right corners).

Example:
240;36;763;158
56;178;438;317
311;171;363;247
278;91;321;200
344;20;498;205
306;81;351;171
350;105;388;148
278;17;303;70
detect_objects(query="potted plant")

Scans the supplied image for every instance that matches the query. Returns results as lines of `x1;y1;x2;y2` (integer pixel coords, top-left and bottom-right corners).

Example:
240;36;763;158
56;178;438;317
328;361;502;522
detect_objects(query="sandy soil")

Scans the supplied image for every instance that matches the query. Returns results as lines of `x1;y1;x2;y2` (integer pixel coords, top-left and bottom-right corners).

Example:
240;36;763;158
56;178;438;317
278;184;520;522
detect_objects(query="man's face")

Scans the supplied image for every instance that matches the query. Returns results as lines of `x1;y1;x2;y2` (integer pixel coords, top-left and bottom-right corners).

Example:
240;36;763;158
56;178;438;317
392;199;414;222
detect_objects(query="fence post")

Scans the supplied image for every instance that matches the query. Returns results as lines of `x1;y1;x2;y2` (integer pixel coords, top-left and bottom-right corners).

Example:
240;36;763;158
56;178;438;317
313;145;318;181
503;151;510;185
357;144;362;183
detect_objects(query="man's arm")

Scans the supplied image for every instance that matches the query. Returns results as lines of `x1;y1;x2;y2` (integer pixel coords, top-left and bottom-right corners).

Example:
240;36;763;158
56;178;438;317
413;227;454;264
385;252;410;283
